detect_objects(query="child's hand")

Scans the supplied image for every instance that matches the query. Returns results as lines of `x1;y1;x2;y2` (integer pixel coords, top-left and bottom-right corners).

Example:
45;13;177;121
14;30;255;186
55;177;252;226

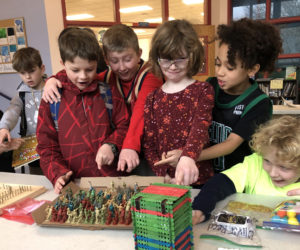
164;174;176;184
175;156;199;185
287;188;300;196
42;78;62;104
192;210;205;225
0;128;11;144
0;138;24;154
117;149;140;172
96;144;114;169
54;171;73;194
154;149;182;167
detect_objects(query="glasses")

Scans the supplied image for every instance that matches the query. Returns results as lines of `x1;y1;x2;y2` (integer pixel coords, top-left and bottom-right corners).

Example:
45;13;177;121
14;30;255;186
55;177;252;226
158;58;189;69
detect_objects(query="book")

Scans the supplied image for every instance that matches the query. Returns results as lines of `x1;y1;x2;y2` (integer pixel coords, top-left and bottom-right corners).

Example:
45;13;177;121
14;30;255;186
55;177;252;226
12;135;39;168
285;66;297;80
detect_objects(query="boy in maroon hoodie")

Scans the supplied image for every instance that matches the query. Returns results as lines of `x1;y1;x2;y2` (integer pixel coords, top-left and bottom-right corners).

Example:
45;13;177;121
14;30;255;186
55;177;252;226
36;28;129;193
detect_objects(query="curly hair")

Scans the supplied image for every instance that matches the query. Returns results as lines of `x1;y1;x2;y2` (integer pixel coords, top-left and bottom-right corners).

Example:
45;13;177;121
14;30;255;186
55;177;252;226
217;18;282;72
250;115;300;168
149;19;204;78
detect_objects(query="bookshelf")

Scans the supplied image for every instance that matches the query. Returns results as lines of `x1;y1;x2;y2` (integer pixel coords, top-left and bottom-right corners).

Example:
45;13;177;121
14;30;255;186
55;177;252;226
257;79;299;105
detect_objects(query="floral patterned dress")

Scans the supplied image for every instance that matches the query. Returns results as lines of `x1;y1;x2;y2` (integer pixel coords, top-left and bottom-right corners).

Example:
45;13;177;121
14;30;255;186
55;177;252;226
143;81;215;185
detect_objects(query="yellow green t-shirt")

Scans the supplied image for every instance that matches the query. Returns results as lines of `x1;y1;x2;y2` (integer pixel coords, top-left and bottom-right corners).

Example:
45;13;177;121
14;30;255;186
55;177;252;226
223;153;300;198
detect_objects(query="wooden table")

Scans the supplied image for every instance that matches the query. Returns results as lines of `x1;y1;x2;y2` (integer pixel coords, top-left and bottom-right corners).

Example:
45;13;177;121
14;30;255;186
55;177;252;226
0;172;299;250
273;105;300;115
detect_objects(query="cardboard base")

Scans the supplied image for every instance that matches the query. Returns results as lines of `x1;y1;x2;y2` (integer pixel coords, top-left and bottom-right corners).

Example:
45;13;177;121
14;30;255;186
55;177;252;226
32;176;164;230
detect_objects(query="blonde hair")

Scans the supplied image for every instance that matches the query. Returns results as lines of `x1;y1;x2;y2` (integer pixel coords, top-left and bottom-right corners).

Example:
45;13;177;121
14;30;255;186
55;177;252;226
250;115;300;168
149;19;204;78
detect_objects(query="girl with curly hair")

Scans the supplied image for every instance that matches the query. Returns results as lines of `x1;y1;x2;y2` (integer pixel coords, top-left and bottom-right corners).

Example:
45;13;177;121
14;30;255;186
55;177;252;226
156;18;283;174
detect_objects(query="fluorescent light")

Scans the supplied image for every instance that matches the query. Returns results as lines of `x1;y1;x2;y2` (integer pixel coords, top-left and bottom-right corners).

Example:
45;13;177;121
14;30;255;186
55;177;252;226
144;17;175;23
66;14;94;20
182;0;204;5
134;29;146;34
144;18;162;23
120;5;152;13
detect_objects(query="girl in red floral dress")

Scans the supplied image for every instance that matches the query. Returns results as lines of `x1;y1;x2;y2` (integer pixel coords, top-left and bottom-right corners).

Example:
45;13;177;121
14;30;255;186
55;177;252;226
144;20;215;186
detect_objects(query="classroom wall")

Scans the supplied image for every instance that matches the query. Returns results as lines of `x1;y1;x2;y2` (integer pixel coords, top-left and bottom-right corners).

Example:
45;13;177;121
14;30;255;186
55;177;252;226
0;0;52;99
211;0;229;55
0;0;53;137
44;0;64;74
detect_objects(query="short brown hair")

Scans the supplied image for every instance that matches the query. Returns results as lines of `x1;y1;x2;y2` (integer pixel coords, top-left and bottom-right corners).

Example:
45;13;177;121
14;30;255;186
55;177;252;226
149;19;204;78
58;27;101;63
102;24;140;56
12;47;43;72
250;115;300;168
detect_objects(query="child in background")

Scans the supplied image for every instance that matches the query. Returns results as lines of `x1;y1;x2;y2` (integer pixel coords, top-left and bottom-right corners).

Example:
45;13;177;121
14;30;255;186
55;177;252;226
0;47;46;143
42;24;163;174
0;47;46;174
0;110;24;172
155;18;282;173
192;115;300;224
36;28;129;193
144;19;215;186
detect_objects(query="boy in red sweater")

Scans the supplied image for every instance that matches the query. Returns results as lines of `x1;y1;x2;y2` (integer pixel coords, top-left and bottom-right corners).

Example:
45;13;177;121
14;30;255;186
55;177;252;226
36;28;129;193
43;24;162;174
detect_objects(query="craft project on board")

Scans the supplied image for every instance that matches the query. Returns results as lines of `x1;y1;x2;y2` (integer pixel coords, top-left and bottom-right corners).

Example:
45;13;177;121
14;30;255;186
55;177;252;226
223;200;273;227
0;182;47;209
32;176;164;230
12;135;39;168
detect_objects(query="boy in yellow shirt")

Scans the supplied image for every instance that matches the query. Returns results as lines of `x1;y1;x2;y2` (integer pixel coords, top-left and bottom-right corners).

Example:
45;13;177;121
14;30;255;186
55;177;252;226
192;115;300;224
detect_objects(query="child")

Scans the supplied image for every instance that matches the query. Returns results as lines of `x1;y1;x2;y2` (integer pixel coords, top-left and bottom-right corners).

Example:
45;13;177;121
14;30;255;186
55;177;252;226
42;24;163;174
36;28;129;193
155;18;282;173
192;115;300;224
0;47;46;143
0;47;45;173
0;110;24;172
143;19;215;186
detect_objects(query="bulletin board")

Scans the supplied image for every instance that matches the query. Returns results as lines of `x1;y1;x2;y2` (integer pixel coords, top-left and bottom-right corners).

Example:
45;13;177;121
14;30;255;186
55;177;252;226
0;17;27;74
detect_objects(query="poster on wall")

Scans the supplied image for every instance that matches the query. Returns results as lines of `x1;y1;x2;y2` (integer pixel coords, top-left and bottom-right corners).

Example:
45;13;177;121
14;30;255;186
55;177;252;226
0;17;27;74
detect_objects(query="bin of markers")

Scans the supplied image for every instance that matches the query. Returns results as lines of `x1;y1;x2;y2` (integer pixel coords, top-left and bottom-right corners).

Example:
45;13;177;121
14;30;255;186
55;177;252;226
131;183;194;250
263;199;300;233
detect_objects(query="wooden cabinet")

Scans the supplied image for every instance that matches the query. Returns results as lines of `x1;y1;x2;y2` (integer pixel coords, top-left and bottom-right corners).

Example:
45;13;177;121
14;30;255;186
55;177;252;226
257;79;299;105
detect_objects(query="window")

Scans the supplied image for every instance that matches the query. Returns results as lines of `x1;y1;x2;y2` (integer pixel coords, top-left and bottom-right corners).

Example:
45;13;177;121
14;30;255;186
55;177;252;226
230;0;300;72
61;0;210;62
62;0;210;25
270;0;300;19
232;0;266;20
